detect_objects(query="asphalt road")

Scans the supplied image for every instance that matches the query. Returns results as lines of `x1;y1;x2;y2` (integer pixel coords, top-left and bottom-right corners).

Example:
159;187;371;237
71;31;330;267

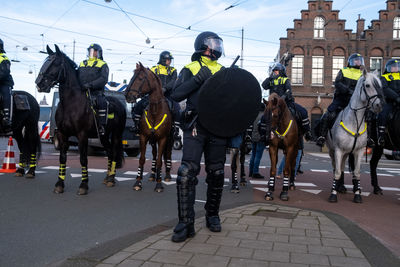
0;137;399;266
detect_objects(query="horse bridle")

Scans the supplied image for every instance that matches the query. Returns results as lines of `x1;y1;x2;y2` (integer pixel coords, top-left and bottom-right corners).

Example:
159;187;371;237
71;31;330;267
352;77;382;111
126;69;152;98
36;55;65;91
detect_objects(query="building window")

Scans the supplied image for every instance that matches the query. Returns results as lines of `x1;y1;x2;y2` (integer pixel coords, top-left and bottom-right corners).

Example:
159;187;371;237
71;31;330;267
394;17;400;39
332;56;344;81
314;16;325;39
370;57;383;75
312;56;324;85
291;56;304;85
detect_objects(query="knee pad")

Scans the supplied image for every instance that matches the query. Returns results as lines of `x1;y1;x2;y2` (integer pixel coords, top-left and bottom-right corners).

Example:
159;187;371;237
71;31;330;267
206;169;225;187
177;164;198;186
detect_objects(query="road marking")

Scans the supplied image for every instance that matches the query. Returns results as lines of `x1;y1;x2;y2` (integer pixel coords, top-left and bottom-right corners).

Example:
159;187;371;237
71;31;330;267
123;171;148;176
249;180;268;185
377;167;400;171
195;199;206;203
380;186;400;192
295;182;317;187
170;174;177;178
254;187;268;192
364;171;394;177
308;153;331;158
0;173;3;175
71;173;92;178
162;181;176;185
42;166;69;170
115;177;135;182
311;169;329;172
361;192;370;196
300;189;321;195
34;171;47;174
88;168;107;173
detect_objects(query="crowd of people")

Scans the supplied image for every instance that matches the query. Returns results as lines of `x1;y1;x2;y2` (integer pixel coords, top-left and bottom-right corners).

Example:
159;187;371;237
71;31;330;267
1;31;400;243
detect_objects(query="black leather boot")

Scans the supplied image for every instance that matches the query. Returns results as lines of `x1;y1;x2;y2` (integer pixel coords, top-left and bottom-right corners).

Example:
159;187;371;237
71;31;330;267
172;175;197;243
205;170;224;232
316;112;330;147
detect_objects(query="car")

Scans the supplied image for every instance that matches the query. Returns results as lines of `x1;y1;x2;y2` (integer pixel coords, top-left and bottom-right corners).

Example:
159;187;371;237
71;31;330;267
39;105;51;141
49;90;140;157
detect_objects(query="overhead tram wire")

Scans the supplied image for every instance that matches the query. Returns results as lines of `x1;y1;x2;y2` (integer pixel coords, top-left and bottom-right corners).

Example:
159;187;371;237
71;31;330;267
41;0;81;35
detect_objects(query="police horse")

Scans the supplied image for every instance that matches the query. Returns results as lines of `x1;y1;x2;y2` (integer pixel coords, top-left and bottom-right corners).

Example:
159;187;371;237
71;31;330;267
264;93;299;201
369;107;400;194
324;69;383;203
0;91;41;177
125;62;173;193
35;45;126;195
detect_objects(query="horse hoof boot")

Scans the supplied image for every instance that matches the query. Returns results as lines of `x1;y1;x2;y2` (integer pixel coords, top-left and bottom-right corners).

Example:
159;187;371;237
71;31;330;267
164;174;172;182
230;184;240;193
133;180;142;191
77;183;89;195
264;192;274;201
280;191;289;201
206;216;221;232
154;183;164;193
171;223;195;243
328;193;338;203
15;168;25;177
337;185;347;194
353;194;362;203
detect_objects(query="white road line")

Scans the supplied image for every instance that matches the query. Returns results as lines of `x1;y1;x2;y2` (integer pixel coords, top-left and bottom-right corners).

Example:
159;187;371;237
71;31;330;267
310;169;329;172
361;192;371;196
195;199;206;203
364;171;394;177
115;177;135;182
123;171;148;176
71;173;92;178
254;187;268;192
88;168;107;173
162;181;176;185
300;189;321;195
34;171;47;174
308;153;331;159
377;167;400;171
42;166;69;170
380;186;400;192
249;180;268;185
295;182;317;187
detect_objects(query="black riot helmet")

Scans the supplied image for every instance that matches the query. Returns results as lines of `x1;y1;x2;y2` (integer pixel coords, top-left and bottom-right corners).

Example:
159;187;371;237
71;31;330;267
87;43;103;60
191;31;224;61
158;51;173;66
384;58;400;74
272;63;287;77
347;53;364;68
0;38;4;53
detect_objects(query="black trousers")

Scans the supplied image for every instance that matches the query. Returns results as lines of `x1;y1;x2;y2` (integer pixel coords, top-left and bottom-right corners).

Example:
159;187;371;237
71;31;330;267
0;84;11;114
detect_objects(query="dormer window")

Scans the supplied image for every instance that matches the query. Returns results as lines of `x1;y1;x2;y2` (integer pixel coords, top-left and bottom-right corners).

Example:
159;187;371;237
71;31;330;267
314;16;325;39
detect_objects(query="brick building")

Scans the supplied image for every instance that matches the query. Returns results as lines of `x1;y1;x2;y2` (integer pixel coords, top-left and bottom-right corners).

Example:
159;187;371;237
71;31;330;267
280;0;400;134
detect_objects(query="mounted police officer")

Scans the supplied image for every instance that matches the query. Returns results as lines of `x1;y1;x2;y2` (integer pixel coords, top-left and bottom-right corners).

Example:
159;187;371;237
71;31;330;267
377;59;400;146
170;31;226;242
0;38;14;135
78;43;108;135
131;51;180;135
261;63;312;141
316;53;365;146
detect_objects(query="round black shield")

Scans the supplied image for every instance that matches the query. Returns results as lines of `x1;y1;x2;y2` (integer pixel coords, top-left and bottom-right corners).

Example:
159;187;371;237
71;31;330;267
198;67;261;137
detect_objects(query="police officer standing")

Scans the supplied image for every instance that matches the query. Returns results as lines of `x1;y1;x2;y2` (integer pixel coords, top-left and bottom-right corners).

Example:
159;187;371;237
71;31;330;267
170;31;225;243
131;51;180;134
262;63;312;141
316;53;365;146
377;59;400;146
0;38;14;134
78;43;109;135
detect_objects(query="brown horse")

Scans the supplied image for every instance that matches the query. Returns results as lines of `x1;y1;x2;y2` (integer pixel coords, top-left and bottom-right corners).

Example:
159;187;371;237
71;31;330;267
263;93;299;201
125;62;173;192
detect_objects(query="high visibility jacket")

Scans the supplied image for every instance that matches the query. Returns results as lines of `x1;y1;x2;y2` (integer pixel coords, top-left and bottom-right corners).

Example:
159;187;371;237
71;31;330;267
150;64;177;96
381;72;400;103
78;58;108;91
0;53;14;87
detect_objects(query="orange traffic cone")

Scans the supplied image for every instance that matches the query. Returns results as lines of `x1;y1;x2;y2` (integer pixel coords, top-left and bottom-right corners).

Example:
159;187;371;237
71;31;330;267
0;136;16;173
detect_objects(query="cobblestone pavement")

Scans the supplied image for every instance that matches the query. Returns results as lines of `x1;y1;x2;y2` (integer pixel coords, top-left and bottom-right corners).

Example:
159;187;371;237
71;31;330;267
93;203;384;267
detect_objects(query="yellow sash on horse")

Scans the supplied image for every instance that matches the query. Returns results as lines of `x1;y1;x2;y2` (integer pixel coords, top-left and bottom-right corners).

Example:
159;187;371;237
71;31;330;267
145;111;167;130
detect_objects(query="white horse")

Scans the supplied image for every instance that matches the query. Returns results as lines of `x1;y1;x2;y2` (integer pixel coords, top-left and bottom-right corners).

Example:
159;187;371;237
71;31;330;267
326;69;383;203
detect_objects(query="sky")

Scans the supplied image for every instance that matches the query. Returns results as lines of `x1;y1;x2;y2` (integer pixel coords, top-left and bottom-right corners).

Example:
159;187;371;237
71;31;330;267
0;0;385;104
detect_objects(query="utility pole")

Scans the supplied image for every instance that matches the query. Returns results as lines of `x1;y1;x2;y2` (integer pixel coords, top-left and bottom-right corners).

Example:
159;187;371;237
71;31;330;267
73;39;76;62
240;27;244;68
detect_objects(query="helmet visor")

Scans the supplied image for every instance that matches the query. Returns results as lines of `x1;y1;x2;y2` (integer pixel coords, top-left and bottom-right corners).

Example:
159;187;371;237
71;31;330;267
88;48;98;58
386;60;400;73
204;37;224;56
349;56;364;67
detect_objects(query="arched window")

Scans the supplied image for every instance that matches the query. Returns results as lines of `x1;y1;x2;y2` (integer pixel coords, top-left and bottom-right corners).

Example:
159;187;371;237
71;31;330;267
314;16;325;39
393;17;400;39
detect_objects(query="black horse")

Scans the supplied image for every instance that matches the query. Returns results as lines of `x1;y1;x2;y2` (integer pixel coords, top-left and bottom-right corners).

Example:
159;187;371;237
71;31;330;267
35;45;126;195
370;108;400;194
0;91;41;177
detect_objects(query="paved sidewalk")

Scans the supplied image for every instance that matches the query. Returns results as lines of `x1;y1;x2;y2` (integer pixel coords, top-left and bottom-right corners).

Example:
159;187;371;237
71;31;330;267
95;203;378;267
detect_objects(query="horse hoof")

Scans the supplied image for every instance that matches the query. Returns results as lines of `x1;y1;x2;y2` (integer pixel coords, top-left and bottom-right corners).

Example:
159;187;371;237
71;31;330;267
106;181;115;187
373;187;383;195
25;173;35;179
154;185;164;193
264;192;274;201
148;176;156;182
164;177;171;182
240;179;247;186
54;186;64;194
230;184;240;193
353;194;362;203
77;188;88;195
328;194;338;203
15;168;25;177
289;184;296;191
133;185;142;191
337;185;347;194
280;191;289;201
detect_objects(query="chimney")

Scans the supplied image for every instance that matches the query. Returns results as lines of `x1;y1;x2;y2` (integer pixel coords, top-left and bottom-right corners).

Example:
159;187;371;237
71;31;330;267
357;14;365;39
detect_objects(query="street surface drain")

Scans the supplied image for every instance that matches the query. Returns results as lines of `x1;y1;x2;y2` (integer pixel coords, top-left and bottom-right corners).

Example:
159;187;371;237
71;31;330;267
253;210;297;219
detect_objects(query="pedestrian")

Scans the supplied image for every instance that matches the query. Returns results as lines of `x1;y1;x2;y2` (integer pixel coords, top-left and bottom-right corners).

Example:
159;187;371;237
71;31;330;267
0;38;14;135
170;31;226;243
249;103;266;179
78;43;108;135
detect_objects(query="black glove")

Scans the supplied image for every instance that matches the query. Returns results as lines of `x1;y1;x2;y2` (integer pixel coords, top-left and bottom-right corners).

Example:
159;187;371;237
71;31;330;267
83;83;92;90
193;66;212;84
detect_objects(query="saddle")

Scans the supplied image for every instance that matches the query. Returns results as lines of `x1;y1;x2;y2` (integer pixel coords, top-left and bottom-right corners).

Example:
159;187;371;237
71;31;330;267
288;105;303;134
13;93;31;111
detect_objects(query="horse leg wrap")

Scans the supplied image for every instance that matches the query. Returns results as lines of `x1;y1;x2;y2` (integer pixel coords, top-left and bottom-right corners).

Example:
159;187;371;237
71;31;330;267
232;172;238;185
136;166;143;180
331;178;338;194
268;176;275;191
58;163;66;180
81;166;88;181
172;175;197;242
352;179;361;194
107;159;112;174
156;168;162;182
166;159;172;173
151;160;156;173
282;177;289;192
